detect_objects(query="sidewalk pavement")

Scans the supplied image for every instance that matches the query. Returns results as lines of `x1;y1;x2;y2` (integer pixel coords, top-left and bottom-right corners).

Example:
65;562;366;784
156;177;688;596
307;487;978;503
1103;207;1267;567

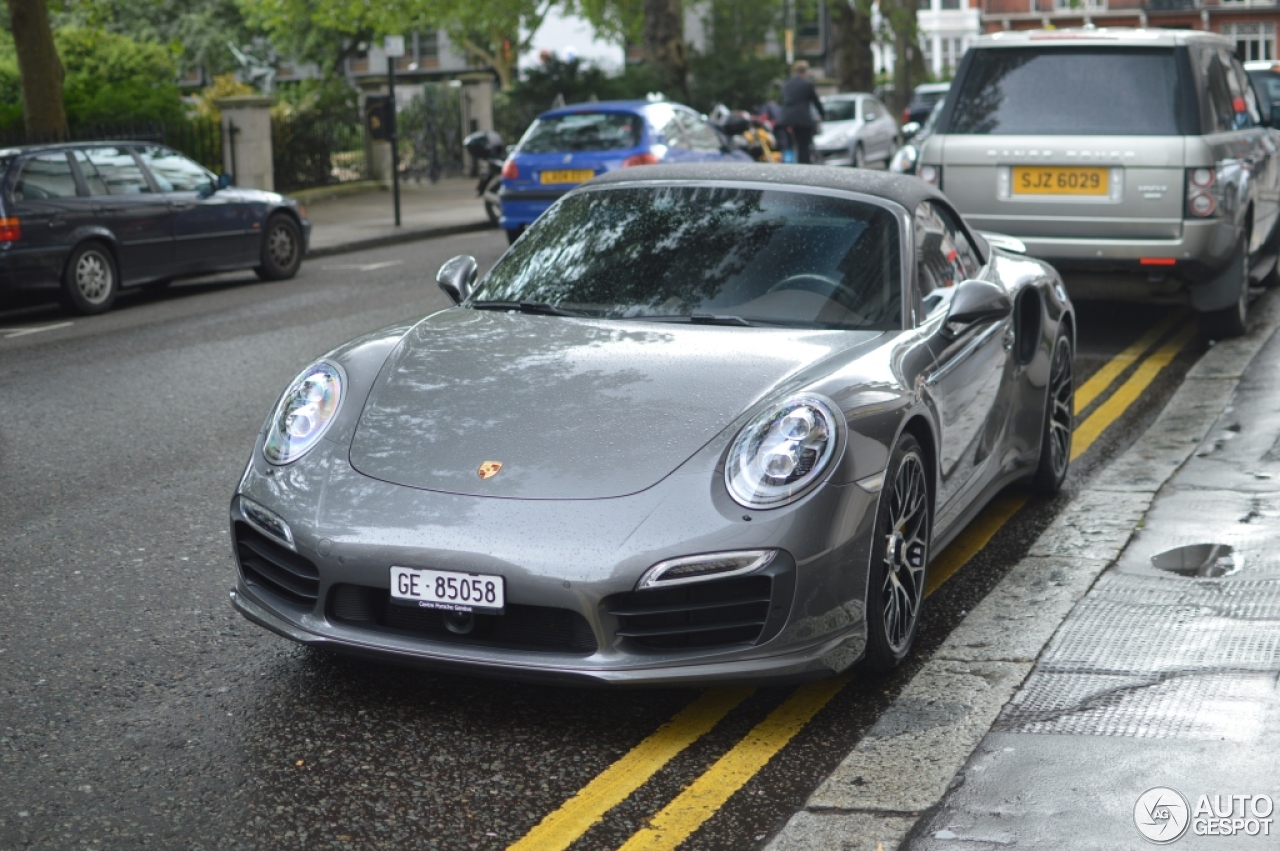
768;290;1280;850
296;177;496;258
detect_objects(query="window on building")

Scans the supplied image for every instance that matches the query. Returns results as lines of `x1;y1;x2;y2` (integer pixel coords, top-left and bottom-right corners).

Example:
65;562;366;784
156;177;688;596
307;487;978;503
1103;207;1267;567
1222;22;1275;62
940;0;961;9
1053;0;1107;9
941;37;966;73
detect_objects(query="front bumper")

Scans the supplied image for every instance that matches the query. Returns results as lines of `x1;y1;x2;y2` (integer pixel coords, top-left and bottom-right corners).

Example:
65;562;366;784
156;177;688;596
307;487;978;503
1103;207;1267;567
228;442;879;687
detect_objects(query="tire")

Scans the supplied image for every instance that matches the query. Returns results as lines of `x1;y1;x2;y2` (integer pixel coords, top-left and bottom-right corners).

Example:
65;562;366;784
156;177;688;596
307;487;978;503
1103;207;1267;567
254;214;303;281
1032;331;1074;497
1197;239;1249;340
861;432;931;673
60;241;118;315
852;143;867;169
483;175;502;227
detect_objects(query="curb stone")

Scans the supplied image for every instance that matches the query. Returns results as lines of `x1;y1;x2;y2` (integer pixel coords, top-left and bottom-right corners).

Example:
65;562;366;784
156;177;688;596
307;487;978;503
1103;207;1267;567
306;220;495;259
764;289;1280;851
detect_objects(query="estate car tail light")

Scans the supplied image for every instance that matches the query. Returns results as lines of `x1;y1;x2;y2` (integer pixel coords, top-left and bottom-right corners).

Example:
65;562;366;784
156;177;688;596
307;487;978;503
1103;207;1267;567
501;159;519;180
1185;168;1219;218
622;153;660;167
0;216;20;242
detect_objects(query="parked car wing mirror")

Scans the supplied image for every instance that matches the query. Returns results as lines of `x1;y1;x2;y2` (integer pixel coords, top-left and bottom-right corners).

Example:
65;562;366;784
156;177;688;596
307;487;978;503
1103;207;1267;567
217;173;233;189
901;121;922;141
945;279;1013;328
437;254;478;305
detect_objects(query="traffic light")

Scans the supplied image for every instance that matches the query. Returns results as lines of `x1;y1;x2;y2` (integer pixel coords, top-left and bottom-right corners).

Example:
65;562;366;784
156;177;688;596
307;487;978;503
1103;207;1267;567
365;96;394;141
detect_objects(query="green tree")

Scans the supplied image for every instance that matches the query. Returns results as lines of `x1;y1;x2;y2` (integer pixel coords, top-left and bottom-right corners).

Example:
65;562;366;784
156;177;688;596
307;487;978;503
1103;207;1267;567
4;0;67;136
687;0;785;111
0;25;185;131
56;0;256;79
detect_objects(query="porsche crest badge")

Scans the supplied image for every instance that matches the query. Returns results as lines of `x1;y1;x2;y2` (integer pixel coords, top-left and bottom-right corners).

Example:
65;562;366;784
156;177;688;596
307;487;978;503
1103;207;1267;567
477;461;503;480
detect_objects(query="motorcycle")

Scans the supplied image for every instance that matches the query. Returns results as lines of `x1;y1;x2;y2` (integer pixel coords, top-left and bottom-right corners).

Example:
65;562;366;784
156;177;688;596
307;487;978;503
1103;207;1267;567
713;107;781;164
463;130;506;227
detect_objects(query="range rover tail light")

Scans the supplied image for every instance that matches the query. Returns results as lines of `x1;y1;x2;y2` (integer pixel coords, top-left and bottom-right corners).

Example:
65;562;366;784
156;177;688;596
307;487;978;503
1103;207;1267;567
1186;168;1219;218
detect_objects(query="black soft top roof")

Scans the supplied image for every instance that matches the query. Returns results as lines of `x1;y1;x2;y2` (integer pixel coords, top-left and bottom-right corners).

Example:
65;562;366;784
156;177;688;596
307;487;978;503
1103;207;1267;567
587;162;945;211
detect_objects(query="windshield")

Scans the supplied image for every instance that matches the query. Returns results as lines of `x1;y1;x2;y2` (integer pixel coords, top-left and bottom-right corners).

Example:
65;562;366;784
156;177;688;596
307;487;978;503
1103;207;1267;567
946;48;1186;135
823;99;859;121
472;186;903;331
517;112;644;153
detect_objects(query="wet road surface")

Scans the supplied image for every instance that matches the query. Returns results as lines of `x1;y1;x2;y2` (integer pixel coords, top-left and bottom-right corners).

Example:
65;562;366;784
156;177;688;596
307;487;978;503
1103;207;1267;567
0;234;1205;850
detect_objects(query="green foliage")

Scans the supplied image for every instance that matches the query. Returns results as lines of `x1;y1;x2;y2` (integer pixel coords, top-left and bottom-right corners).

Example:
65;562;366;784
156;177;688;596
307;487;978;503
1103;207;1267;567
687;53;786;113
0;26;186;131
55;0;255;78
57;27;186;126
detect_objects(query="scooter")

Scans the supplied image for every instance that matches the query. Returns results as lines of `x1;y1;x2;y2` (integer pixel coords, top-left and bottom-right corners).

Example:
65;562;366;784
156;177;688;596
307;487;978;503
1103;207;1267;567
463;130;505;227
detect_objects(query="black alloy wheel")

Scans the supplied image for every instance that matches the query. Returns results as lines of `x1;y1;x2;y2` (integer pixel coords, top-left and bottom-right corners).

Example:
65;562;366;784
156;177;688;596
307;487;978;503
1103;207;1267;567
1032;331;1074;496
862;432;930;672
255;214;303;281
60;241;118;315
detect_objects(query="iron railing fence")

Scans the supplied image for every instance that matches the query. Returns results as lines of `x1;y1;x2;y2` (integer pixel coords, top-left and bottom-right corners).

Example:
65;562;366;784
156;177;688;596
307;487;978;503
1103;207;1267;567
0;118;223;171
398;85;465;183
271;111;368;193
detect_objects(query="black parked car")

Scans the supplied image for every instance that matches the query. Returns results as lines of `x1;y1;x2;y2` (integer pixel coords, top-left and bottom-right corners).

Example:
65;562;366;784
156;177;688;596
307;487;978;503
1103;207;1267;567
0;142;310;314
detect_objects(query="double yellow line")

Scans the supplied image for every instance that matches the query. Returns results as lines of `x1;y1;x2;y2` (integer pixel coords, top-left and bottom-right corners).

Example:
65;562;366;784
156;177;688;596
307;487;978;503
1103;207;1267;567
509;311;1198;851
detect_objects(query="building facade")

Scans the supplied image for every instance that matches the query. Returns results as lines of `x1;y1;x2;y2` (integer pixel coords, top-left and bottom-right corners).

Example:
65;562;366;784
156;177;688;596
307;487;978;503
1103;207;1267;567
979;0;1280;62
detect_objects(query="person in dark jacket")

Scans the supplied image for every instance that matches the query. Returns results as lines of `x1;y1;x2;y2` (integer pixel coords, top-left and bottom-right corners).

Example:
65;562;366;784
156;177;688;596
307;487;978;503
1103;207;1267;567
779;60;825;164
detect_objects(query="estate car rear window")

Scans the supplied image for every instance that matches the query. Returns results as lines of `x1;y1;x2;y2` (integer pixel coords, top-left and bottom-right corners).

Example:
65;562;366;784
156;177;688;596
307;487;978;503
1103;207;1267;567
946;48;1187;135
518;112;643;153
473;186;903;331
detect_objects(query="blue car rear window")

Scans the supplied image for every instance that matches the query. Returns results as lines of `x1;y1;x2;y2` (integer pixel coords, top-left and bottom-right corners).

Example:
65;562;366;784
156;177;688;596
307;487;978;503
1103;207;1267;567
518;113;643;153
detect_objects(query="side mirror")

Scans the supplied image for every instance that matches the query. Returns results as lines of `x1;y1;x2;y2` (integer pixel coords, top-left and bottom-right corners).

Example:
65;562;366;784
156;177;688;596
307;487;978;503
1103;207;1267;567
901;121;922;141
436;254;478;305
217;173;233;189
945;279;1012;328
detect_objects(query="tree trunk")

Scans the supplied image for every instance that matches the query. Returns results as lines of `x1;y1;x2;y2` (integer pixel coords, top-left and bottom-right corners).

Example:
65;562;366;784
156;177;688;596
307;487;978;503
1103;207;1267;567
643;0;687;98
6;0;67;139
831;1;874;94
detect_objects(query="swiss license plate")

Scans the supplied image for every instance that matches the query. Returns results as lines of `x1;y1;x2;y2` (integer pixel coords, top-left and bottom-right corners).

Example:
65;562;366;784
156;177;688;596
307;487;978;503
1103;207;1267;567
540;169;594;185
1012;166;1109;196
390;566;505;614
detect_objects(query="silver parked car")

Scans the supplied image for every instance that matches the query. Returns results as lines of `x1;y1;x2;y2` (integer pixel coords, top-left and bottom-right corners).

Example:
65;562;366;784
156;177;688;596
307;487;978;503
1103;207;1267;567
229;164;1075;687
814;93;899;168
918;28;1280;338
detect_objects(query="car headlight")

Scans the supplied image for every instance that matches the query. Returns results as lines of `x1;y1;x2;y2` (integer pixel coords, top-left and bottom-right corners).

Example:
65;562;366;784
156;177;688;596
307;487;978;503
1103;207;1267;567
725;395;841;508
263;362;344;464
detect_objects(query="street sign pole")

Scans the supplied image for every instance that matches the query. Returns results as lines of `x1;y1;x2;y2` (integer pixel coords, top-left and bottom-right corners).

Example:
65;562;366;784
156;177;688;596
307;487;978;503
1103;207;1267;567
385;36;406;227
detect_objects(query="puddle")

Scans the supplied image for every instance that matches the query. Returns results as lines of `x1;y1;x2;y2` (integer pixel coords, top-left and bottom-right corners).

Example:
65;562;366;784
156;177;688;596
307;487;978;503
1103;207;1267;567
1151;543;1242;578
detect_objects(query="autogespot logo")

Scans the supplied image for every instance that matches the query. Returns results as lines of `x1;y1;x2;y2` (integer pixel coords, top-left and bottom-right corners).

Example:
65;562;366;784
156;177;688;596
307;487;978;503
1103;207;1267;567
1135;787;1191;844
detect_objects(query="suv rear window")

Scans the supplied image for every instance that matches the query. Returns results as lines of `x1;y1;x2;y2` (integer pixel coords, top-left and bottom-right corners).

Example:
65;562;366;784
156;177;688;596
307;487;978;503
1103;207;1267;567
518;112;643;153
946;48;1188;135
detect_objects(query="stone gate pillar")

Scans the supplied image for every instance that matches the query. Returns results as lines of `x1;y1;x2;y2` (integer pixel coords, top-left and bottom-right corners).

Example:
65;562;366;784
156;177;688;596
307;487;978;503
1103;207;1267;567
216;95;277;190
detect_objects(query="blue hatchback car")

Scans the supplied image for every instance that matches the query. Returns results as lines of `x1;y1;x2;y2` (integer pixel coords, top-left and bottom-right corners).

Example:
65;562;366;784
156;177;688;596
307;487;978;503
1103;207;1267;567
498;100;751;243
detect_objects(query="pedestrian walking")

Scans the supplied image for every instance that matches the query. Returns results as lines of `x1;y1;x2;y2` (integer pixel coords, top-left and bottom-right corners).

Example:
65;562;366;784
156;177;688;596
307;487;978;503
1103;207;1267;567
779;60;825;164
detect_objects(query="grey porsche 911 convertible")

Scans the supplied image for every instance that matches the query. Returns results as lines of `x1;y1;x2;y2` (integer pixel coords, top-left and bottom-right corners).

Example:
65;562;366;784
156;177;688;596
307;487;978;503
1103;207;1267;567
229;163;1075;686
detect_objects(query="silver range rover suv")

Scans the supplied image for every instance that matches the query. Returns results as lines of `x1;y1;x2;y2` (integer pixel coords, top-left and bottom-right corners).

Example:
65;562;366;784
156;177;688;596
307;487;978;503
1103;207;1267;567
917;28;1280;338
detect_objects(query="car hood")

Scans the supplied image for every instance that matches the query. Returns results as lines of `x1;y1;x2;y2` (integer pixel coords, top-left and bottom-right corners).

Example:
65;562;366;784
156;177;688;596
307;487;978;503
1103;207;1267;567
348;309;879;499
815;120;861;144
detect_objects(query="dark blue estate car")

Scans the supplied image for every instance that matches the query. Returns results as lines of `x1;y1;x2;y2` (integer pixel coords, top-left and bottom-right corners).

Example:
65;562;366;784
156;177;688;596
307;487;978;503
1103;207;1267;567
498;100;751;243
0;142;309;314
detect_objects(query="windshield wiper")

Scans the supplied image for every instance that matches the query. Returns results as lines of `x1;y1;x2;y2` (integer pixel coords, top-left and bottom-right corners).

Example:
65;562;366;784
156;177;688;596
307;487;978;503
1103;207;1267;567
471;300;584;317
633;313;760;327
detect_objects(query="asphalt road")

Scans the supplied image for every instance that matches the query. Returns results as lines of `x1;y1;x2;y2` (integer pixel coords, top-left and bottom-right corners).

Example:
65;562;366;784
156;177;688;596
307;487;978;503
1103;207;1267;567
0;234;1203;851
